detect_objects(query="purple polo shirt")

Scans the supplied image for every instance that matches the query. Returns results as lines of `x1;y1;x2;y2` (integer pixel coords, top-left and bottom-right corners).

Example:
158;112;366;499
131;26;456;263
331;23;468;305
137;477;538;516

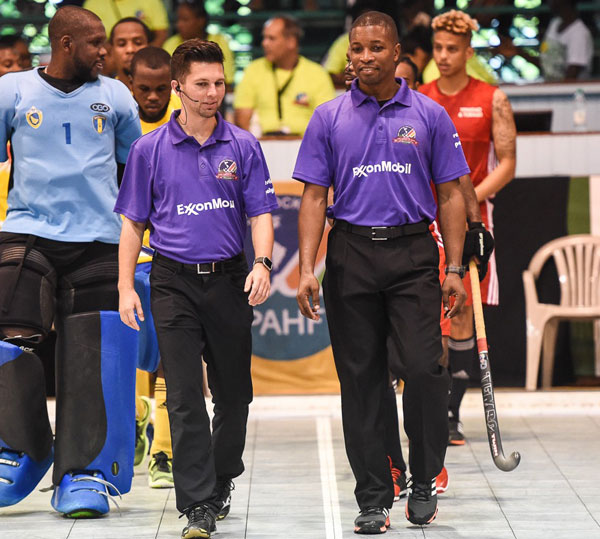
115;111;278;264
293;79;470;226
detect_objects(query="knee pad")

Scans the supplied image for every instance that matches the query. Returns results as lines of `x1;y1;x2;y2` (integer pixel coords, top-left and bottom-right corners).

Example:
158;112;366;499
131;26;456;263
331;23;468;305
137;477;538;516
134;270;159;373
0;246;56;336
58;260;119;316
0;340;54;507
53;311;137;495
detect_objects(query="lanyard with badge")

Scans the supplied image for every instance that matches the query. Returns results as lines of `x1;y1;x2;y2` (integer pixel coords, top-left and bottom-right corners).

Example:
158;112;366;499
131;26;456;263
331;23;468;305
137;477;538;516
268;63;296;135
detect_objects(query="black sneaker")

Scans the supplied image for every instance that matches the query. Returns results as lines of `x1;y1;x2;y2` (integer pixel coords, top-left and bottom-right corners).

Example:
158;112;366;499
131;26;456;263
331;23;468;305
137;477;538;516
181;504;216;539
354;507;390;534
448;419;465;446
405;478;437;525
215;478;234;520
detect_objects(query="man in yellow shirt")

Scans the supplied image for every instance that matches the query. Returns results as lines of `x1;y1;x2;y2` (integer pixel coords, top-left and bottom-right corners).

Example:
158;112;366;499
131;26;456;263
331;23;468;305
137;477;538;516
162;0;235;86
129;46;182;489
83;0;169;46
234;15;335;136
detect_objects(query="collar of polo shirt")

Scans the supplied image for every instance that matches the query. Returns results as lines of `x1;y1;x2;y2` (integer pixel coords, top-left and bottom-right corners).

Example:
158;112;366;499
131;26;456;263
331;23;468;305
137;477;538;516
167;110;233;146
350;77;412;108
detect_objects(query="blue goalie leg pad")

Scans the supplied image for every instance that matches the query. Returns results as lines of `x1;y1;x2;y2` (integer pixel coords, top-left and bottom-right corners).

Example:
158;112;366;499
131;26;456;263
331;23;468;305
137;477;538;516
0;340;54;507
0;446;54;508
51;471;111;518
53;311;137;496
134;270;159;373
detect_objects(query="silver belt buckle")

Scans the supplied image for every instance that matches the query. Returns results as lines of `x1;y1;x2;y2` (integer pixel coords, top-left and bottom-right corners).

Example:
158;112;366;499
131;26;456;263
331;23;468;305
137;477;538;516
371;226;389;241
196;263;212;275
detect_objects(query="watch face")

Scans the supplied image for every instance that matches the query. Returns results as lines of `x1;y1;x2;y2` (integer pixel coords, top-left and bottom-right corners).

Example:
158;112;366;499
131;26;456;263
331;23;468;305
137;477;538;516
263;257;273;270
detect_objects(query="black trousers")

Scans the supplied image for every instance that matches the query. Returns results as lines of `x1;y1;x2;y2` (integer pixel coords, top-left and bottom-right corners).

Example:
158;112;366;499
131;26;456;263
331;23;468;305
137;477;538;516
150;255;253;513
322;227;449;510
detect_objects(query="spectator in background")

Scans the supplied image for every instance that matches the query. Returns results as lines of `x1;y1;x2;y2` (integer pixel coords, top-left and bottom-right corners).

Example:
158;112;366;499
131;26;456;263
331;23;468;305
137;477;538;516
110;17;151;89
0;37;21;78
496;0;592;81
234;15;334;136
162;0;235;88
4;36;32;69
0;37;22;227
83;0;169;46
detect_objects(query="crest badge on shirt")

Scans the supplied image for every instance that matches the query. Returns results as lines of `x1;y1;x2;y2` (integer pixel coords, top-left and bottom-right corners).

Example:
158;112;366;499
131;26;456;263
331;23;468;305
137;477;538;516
26;106;43;129
93;114;107;133
294;93;310;107
393;125;418;145
217;159;238;181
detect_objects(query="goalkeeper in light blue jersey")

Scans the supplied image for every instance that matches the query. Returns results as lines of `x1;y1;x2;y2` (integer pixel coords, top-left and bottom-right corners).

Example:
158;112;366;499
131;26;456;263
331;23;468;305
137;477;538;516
0;6;142;518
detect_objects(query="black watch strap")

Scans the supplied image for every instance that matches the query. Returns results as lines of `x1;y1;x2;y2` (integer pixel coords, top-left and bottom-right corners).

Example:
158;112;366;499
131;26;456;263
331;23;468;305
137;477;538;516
254;256;273;271
445;265;466;278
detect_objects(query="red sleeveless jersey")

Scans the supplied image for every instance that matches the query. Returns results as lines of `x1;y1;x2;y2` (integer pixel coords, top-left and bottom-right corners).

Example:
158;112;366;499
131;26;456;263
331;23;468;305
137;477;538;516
420;77;496;187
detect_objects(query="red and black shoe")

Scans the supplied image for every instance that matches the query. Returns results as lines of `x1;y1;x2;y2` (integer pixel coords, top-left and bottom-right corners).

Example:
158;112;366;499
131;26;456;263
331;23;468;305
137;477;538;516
354;507;390;534
388;457;408;501
436;466;449;495
448;420;465;446
405;478;438;526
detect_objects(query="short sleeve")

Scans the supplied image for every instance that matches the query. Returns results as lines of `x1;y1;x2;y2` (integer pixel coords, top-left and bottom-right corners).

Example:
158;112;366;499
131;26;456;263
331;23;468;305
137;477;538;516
241;139;278;217
0;75;17;161
312;67;336;108
113;84;142;164
323;34;349;75
429;108;470;184
146;0;169;30
292;109;333;187
114;140;153;223
233;63;258;109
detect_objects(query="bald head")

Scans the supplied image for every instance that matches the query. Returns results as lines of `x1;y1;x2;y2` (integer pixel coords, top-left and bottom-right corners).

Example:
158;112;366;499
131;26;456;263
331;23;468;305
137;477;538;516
351;11;399;45
48;6;104;50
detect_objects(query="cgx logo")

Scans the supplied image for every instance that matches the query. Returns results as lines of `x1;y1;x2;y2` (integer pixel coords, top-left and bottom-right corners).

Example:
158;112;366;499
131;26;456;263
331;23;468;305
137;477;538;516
353;160;412;178
177;198;235;216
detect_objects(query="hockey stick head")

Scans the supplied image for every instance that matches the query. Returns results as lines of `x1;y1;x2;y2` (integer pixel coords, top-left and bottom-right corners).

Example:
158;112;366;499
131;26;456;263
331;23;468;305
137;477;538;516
494;450;521;472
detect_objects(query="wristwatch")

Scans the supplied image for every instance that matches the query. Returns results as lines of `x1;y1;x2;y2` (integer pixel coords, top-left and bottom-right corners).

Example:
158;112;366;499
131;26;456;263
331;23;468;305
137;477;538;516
445;265;466;278
253;256;273;272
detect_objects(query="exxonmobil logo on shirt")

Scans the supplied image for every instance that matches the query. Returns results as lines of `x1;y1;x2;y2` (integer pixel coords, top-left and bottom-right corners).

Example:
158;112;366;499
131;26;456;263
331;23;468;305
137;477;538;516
353;161;412;178
176;198;235;216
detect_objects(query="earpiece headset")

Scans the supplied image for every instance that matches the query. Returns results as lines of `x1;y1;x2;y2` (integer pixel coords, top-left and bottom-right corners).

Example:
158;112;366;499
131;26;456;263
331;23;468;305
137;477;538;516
176;84;199;103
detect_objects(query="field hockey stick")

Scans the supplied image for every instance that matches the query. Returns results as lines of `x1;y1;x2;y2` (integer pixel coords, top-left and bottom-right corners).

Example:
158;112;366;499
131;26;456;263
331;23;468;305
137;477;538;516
469;259;521;472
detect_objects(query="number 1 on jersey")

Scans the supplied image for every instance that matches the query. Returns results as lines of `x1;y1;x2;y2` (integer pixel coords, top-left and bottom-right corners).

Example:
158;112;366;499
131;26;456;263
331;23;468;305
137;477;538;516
62;122;71;144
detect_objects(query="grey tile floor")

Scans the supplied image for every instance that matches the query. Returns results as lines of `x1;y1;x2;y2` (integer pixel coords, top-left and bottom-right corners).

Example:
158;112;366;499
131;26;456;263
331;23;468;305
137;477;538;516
1;392;600;539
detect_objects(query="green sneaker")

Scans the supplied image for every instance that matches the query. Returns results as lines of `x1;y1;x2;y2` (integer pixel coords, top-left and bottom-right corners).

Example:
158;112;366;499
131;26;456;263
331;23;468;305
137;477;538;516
134;396;152;467
148;451;174;489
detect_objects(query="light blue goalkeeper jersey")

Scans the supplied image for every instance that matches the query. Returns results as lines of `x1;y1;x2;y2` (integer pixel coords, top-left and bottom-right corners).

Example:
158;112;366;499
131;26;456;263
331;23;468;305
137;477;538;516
0;68;141;243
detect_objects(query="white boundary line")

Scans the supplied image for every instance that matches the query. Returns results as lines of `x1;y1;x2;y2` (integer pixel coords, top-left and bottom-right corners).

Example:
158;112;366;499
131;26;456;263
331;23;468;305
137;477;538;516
316;416;343;539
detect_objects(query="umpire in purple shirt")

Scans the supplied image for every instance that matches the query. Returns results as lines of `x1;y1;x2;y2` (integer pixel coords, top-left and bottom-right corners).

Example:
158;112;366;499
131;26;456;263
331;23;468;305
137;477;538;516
295;12;469;533
115;40;278;539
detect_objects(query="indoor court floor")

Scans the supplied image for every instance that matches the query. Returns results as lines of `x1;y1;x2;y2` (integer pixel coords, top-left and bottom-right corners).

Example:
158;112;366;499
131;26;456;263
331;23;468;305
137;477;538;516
2;390;600;539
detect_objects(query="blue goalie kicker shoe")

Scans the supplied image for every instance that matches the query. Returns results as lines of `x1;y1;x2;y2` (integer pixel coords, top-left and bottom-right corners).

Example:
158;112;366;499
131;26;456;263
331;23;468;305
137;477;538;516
0;446;54;507
51;471;122;518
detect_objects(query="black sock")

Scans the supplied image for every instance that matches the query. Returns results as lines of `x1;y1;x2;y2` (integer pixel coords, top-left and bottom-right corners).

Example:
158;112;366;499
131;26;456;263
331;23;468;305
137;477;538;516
448;337;475;422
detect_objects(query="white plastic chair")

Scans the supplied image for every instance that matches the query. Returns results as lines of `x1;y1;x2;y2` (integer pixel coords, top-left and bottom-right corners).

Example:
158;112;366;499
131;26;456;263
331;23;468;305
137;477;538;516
523;234;600;390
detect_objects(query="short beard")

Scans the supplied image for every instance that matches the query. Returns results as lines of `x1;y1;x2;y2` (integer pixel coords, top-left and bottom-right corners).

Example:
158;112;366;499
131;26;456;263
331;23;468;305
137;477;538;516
140;101;170;123
73;55;98;82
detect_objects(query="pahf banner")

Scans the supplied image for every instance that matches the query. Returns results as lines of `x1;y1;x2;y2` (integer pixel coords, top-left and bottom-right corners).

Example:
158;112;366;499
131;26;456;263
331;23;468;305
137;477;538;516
246;181;340;394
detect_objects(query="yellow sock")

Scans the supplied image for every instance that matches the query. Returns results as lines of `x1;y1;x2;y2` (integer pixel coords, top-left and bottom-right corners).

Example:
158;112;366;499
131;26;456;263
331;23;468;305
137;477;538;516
135;369;152;420
150;376;172;458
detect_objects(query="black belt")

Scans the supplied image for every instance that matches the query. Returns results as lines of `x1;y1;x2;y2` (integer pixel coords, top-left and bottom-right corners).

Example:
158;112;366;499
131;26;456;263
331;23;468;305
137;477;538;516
334;219;429;241
153;252;245;275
